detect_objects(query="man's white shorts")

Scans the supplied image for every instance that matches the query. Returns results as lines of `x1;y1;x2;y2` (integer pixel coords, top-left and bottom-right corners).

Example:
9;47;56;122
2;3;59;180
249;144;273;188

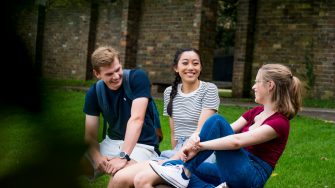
85;136;159;180
99;136;158;162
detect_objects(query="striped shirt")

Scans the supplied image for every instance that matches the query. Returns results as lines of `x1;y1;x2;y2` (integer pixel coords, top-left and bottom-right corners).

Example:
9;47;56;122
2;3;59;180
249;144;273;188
163;81;220;139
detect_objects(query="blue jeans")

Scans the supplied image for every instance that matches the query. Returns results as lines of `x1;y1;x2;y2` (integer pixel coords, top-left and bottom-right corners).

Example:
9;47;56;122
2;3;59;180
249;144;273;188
160;137;187;159
166;114;273;188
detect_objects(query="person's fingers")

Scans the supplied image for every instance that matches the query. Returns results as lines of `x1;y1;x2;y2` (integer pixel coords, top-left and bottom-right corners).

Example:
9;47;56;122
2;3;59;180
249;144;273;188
112;167;119;175
106;156;113;161
106;163;113;174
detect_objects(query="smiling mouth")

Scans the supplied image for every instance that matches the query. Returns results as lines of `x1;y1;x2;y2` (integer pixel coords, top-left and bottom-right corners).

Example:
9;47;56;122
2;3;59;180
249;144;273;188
185;72;196;76
110;79;121;84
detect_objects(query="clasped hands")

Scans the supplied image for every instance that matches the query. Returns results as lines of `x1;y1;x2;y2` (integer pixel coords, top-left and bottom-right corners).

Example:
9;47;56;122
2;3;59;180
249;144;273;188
95;156;128;175
178;132;202;162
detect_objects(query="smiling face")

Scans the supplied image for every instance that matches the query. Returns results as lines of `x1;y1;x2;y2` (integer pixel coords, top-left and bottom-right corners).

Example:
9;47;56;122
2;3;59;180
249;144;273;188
174;51;202;85
94;57;123;90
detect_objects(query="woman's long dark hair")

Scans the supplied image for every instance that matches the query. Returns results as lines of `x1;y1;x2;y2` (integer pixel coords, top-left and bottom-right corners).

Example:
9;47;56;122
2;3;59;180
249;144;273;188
166;48;202;116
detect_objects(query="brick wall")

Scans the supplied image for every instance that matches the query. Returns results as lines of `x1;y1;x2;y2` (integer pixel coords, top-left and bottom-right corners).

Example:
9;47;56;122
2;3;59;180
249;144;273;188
137;0;215;83
42;1;90;80
94;1;123;62
15;0;335;99
234;0;335;99
312;0;335;99
136;0;203;83
26;0;217;85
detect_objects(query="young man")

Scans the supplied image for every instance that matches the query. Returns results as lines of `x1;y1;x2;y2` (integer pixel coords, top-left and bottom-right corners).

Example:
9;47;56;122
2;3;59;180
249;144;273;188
81;46;160;180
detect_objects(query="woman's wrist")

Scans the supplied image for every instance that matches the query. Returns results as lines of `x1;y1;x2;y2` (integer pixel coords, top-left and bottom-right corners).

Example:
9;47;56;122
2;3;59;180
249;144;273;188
198;142;205;151
190;131;200;141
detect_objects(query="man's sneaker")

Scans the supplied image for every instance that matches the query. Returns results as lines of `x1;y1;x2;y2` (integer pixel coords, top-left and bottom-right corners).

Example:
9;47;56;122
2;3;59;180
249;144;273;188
149;161;190;188
216;182;229;188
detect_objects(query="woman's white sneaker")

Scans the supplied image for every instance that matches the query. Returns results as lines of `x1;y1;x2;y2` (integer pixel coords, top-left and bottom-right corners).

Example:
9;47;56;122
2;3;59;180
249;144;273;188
149;161;190;188
216;182;229;188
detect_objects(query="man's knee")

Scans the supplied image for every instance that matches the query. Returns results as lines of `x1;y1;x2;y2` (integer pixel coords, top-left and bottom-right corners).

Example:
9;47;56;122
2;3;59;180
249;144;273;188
134;172;148;187
112;171;131;187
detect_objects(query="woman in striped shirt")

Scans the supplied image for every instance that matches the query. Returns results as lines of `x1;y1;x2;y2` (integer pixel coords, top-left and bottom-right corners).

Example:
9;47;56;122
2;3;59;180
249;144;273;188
160;48;220;160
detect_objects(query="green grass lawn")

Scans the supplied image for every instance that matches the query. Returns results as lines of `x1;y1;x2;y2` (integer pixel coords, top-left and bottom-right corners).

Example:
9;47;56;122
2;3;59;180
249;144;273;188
0;87;334;187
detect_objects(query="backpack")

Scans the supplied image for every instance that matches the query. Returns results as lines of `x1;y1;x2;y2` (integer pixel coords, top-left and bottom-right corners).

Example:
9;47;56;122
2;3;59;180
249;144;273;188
95;69;163;142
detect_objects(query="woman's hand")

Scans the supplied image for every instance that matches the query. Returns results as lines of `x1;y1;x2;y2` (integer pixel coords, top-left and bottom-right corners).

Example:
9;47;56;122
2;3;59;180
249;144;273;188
186;132;201;151
182;144;200;162
190;132;200;143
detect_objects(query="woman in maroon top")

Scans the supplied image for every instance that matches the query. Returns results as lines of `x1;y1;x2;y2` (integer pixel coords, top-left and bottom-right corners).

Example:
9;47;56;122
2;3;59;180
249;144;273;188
146;64;302;188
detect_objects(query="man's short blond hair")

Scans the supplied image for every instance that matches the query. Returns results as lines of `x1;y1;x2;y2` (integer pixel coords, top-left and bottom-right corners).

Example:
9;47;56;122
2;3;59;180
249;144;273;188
91;46;120;72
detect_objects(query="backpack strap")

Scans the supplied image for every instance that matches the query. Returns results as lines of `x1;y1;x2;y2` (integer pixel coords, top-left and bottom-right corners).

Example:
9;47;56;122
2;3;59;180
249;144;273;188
96;80;107;111
122;69;135;100
95;79;109;139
